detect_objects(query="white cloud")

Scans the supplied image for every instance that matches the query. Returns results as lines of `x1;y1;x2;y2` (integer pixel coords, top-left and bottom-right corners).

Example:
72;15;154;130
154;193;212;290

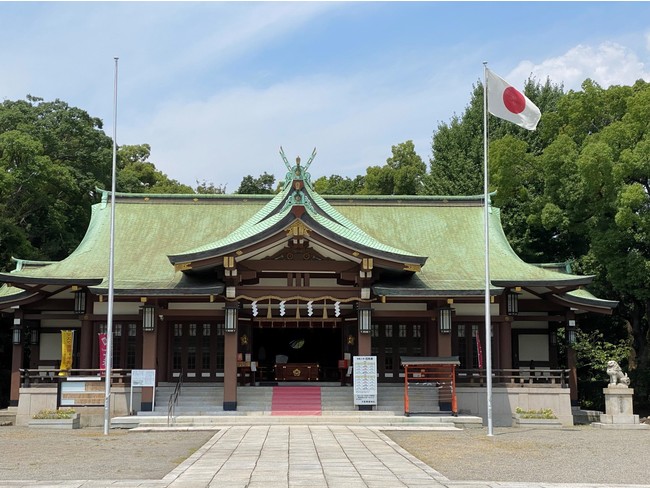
508;41;650;91
126;70;459;189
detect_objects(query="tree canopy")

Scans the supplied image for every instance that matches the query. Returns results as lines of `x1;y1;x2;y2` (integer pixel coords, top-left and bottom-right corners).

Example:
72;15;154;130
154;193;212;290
3;80;650;412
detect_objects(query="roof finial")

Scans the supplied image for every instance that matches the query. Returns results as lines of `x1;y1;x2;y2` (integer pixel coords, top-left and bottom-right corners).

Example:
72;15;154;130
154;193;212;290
296;156;301;166
279;146;291;171
303;147;316;172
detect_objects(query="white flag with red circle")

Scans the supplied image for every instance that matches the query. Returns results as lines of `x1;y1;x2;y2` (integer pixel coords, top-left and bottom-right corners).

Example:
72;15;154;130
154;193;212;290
487;69;541;130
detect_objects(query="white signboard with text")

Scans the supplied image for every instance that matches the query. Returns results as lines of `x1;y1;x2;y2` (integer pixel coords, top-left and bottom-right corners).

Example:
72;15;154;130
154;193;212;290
130;369;156;413
131;369;156;387
353;356;377;406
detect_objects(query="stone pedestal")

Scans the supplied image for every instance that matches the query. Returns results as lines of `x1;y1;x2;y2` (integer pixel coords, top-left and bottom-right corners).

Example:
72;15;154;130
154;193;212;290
593;387;649;430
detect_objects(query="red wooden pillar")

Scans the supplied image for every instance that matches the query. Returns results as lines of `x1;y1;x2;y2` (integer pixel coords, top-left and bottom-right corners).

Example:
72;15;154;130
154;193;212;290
438;327;452;357
223;303;238;410
10;312;24;407
141;323;158;412
357;332;371;356
499;320;512;370
79;318;94;369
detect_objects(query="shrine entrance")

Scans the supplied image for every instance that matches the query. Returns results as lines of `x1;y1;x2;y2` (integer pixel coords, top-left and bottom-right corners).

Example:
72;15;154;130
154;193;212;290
251;321;344;382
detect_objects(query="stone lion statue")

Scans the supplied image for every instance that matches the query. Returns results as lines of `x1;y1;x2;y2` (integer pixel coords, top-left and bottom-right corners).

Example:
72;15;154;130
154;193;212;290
606;360;630;387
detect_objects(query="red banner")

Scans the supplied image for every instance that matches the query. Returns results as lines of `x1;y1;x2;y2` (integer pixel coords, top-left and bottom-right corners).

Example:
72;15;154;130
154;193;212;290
476;333;483;369
98;333;108;372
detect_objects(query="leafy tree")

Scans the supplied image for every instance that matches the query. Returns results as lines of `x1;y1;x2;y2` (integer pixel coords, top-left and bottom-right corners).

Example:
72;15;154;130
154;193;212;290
426;78;564;197
312;174;365;195
362;140;426;195
236;172;277;194
116;144;194;194
0;96;113;270
195;179;227;194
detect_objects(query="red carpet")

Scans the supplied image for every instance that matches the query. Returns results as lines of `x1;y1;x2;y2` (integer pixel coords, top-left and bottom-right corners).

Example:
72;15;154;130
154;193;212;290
271;386;322;416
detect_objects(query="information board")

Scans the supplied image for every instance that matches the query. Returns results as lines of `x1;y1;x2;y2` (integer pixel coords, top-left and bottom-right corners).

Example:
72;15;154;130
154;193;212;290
353;356;377;405
131;369;156;387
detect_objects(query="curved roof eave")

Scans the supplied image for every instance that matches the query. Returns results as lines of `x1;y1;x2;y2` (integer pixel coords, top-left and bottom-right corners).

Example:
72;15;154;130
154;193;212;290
0;273;103;287
371;285;504;298
491;276;594;288
551;290;618;314
0;288;42;307
88;284;225;297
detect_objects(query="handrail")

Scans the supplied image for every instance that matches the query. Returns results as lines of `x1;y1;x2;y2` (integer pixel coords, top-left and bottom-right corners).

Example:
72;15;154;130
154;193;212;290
167;371;183;427
19;368;131;387
456;368;569;387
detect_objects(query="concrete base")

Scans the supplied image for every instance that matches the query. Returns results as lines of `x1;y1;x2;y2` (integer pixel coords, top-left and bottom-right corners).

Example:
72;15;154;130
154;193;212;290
595;387;648;430
16;386;137;427
513;416;563;428
29;414;81;429
457;386;574;427
592;422;649;430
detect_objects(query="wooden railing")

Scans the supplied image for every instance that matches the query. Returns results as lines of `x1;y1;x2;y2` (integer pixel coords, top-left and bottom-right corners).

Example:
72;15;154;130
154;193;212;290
19;368;132;386
456;368;569;387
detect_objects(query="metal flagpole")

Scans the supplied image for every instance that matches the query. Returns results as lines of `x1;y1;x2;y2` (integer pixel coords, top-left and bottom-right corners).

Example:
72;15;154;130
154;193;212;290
483;62;494;436
103;57;119;436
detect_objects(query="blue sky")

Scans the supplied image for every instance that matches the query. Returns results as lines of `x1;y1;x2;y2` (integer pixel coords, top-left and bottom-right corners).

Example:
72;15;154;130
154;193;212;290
1;1;649;190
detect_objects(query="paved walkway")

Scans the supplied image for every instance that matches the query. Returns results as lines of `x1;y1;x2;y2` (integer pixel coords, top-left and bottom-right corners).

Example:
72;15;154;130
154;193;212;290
1;425;649;488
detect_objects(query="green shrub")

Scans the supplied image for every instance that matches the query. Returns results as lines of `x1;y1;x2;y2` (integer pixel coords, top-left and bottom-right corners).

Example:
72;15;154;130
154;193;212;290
32;408;76;419
515;407;557;419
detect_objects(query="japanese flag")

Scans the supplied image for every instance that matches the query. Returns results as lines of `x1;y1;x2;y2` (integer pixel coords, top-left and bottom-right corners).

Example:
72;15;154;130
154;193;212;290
487;69;541;131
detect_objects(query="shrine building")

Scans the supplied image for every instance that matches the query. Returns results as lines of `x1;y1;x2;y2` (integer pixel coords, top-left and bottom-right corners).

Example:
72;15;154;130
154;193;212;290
0;153;617;422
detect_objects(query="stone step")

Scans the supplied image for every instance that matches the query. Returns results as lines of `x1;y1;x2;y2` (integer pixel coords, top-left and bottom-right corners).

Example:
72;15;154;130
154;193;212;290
113;412;481;430
151;385;431;417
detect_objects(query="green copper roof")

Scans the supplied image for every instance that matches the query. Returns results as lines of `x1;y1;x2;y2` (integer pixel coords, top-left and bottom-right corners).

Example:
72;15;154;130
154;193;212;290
0;193;265;296
0;186;601;300
326;197;594;295
169;168;427;267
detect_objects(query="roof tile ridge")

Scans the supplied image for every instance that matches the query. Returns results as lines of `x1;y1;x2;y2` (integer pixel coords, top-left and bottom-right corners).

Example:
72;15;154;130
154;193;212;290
303;184;369;234
305;209;424;260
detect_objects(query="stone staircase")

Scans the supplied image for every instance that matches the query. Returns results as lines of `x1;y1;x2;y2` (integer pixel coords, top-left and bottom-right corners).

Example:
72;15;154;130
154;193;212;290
111;383;482;429
147;383;408;416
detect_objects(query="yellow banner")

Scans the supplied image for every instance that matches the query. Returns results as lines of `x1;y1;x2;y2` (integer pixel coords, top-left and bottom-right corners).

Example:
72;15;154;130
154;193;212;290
58;330;74;376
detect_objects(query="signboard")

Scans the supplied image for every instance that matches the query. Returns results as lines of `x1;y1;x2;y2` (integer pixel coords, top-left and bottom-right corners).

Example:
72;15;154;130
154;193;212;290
131;369;156;387
353;356;377;406
130;369;156;414
60;380;104;407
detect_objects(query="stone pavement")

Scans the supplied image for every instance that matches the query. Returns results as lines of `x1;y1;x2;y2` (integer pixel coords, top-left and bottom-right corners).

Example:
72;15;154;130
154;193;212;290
1;425;649;488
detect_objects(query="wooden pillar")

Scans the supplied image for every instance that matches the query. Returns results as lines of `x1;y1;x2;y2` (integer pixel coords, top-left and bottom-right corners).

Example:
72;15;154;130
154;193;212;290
10;343;22;407
223;331;238;410
10;312;23;407
567;346;578;405
438;323;452;357
427;319;437;357
157;321;169;382
79;318;93;369
499;320;512;369
141;325;158;412
357;331;371;356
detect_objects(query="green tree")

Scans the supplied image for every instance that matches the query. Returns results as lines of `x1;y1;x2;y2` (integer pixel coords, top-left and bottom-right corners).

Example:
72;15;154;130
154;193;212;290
195;179;227;194
236;172;276;194
0;96;112;270
426;78;564;197
116;144;194;194
362;140;426;195
312;174;365;195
